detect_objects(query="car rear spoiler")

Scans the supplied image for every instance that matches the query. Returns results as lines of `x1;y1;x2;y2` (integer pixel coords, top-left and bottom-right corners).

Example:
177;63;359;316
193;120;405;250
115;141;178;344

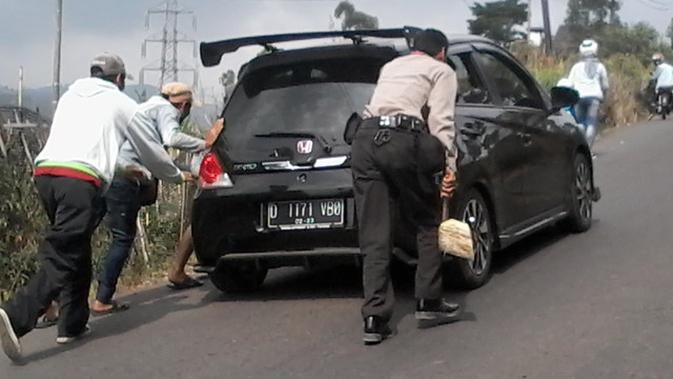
200;26;422;67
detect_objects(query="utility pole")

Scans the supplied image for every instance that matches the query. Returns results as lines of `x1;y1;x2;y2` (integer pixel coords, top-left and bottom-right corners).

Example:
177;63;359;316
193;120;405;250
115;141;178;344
52;0;63;112
527;0;533;39
541;0;552;54
140;0;198;95
18;67;23;108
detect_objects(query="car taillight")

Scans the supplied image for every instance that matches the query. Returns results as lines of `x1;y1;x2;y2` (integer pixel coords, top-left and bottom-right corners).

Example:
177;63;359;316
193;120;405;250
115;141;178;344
200;152;222;184
199;152;234;188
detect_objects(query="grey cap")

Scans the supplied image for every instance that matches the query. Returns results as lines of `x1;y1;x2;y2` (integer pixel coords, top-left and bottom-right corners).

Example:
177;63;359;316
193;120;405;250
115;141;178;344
90;52;126;76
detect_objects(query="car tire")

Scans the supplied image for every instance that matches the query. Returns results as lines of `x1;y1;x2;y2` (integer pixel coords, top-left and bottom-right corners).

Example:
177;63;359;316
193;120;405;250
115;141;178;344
209;261;268;293
449;189;495;290
564;153;593;233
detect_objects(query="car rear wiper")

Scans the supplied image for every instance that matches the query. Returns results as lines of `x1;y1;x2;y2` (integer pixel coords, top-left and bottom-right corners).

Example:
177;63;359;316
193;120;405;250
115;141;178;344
254;131;334;153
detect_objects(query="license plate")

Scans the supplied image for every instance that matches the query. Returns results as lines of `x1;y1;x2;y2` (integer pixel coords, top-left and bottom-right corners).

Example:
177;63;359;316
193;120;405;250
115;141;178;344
266;199;345;230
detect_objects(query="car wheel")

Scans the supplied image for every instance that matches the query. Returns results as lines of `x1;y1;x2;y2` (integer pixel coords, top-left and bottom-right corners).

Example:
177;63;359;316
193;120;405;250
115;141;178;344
451;189;494;289
564;153;593;233
209;261;268;293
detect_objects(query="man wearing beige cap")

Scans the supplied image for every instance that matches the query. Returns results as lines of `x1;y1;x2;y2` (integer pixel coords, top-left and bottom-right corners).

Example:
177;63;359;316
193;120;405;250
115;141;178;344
91;82;209;315
0;53;191;362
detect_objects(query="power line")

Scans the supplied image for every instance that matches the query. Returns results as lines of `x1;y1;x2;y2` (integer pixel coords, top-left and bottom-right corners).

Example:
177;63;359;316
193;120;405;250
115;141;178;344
646;0;673;5
636;0;671;10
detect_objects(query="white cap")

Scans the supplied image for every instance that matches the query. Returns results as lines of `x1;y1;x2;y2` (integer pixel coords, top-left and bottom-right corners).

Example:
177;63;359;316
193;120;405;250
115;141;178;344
579;39;598;57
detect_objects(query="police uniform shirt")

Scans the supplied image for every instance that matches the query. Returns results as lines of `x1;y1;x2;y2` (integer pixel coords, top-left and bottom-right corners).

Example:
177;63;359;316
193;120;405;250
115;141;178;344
364;53;458;171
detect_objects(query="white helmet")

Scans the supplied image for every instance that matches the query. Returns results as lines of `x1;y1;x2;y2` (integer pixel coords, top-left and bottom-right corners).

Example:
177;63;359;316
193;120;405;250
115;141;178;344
652;52;664;65
556;78;573;88
579;39;598;57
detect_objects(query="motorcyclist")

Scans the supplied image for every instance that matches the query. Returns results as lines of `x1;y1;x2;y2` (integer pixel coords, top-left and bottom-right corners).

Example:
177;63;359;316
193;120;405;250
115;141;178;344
651;53;673;109
567;39;609;147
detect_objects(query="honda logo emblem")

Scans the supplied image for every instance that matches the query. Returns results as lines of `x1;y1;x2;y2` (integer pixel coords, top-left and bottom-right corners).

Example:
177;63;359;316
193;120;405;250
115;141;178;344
296;140;313;154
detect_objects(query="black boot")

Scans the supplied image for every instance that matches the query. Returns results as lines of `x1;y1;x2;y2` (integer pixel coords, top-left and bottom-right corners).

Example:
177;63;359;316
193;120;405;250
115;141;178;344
415;298;461;324
363;316;392;345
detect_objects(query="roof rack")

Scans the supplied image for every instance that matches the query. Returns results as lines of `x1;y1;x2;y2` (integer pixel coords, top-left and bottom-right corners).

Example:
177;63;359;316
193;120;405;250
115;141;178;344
200;26;421;67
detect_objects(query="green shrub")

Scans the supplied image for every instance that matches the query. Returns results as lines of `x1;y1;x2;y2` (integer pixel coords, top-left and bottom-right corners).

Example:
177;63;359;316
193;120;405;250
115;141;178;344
603;54;650;127
0;138;45;301
0;135;187;301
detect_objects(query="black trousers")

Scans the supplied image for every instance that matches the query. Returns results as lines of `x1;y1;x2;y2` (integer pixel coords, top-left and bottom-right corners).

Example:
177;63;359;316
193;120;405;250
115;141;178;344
2;176;104;337
96;178;141;304
351;126;446;323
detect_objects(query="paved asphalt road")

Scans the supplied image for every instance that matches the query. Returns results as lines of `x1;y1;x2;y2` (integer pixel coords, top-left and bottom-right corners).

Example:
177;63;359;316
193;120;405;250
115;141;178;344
3;120;673;379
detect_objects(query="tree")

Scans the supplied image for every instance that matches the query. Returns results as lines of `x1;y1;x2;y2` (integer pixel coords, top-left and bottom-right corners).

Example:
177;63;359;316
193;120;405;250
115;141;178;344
667;17;673;49
564;0;621;28
607;0;620;25
334;1;378;30
219;70;236;102
598;22;659;62
467;0;527;44
557;0;623;55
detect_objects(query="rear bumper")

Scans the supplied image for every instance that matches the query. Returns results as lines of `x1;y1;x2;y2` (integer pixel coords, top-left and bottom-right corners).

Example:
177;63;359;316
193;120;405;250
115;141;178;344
219;247;361;261
215;247;362;270
192;168;359;265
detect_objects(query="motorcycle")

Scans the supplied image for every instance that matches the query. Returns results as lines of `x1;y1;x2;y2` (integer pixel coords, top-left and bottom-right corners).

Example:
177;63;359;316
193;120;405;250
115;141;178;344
656;88;673;120
646;79;673;120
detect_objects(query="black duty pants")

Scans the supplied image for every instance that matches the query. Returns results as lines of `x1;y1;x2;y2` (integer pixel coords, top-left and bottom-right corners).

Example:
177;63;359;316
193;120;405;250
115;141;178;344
352;125;445;323
2;175;104;337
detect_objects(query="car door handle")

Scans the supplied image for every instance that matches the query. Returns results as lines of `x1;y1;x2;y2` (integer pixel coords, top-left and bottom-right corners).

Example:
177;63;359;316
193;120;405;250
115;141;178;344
460;122;486;137
520;132;532;145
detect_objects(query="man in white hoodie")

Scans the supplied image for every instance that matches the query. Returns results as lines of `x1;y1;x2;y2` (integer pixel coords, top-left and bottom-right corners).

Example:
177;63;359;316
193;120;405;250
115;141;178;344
0;53;188;362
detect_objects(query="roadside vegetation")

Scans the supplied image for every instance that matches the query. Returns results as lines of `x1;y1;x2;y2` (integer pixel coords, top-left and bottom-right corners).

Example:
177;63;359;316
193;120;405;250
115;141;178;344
0;133;185;301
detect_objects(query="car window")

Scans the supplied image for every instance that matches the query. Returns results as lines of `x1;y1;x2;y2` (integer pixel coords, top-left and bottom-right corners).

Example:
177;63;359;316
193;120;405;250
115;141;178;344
475;51;544;109
223;58;383;146
447;53;492;105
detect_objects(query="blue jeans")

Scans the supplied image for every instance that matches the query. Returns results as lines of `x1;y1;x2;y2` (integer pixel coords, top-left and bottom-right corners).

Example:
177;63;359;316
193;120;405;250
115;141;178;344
574;97;600;147
96;178;141;304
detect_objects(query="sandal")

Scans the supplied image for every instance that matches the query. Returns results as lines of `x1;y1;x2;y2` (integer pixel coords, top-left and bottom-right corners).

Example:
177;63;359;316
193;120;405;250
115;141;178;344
90;301;130;317
35;314;59;329
167;276;204;290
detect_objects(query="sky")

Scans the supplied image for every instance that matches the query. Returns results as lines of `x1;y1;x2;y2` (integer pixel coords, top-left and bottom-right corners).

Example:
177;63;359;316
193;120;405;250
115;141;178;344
1;0;672;100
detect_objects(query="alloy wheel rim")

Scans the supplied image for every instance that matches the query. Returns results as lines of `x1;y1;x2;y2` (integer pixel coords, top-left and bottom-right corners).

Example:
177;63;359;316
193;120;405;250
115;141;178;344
576;161;592;222
462;199;490;275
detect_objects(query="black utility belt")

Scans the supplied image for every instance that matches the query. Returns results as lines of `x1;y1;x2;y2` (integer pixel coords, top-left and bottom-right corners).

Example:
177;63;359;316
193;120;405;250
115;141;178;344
360;115;428;133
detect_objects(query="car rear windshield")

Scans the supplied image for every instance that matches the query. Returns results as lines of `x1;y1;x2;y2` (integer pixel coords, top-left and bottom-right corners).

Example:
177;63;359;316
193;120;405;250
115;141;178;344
222;58;383;146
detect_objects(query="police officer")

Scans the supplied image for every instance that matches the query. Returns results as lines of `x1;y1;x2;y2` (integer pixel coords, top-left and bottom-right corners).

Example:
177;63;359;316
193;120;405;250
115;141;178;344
351;29;460;345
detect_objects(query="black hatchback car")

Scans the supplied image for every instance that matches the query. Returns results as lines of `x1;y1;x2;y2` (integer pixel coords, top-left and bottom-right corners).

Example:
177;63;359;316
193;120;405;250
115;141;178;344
193;27;600;292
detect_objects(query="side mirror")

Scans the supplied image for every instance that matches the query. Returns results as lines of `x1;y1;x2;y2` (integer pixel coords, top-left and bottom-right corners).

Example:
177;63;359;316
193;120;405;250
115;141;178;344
550;86;579;113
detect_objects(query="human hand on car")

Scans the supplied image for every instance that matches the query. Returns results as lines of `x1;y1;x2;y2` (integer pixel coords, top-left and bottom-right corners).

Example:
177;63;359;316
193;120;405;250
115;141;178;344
181;171;195;182
440;170;456;199
205;118;225;148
